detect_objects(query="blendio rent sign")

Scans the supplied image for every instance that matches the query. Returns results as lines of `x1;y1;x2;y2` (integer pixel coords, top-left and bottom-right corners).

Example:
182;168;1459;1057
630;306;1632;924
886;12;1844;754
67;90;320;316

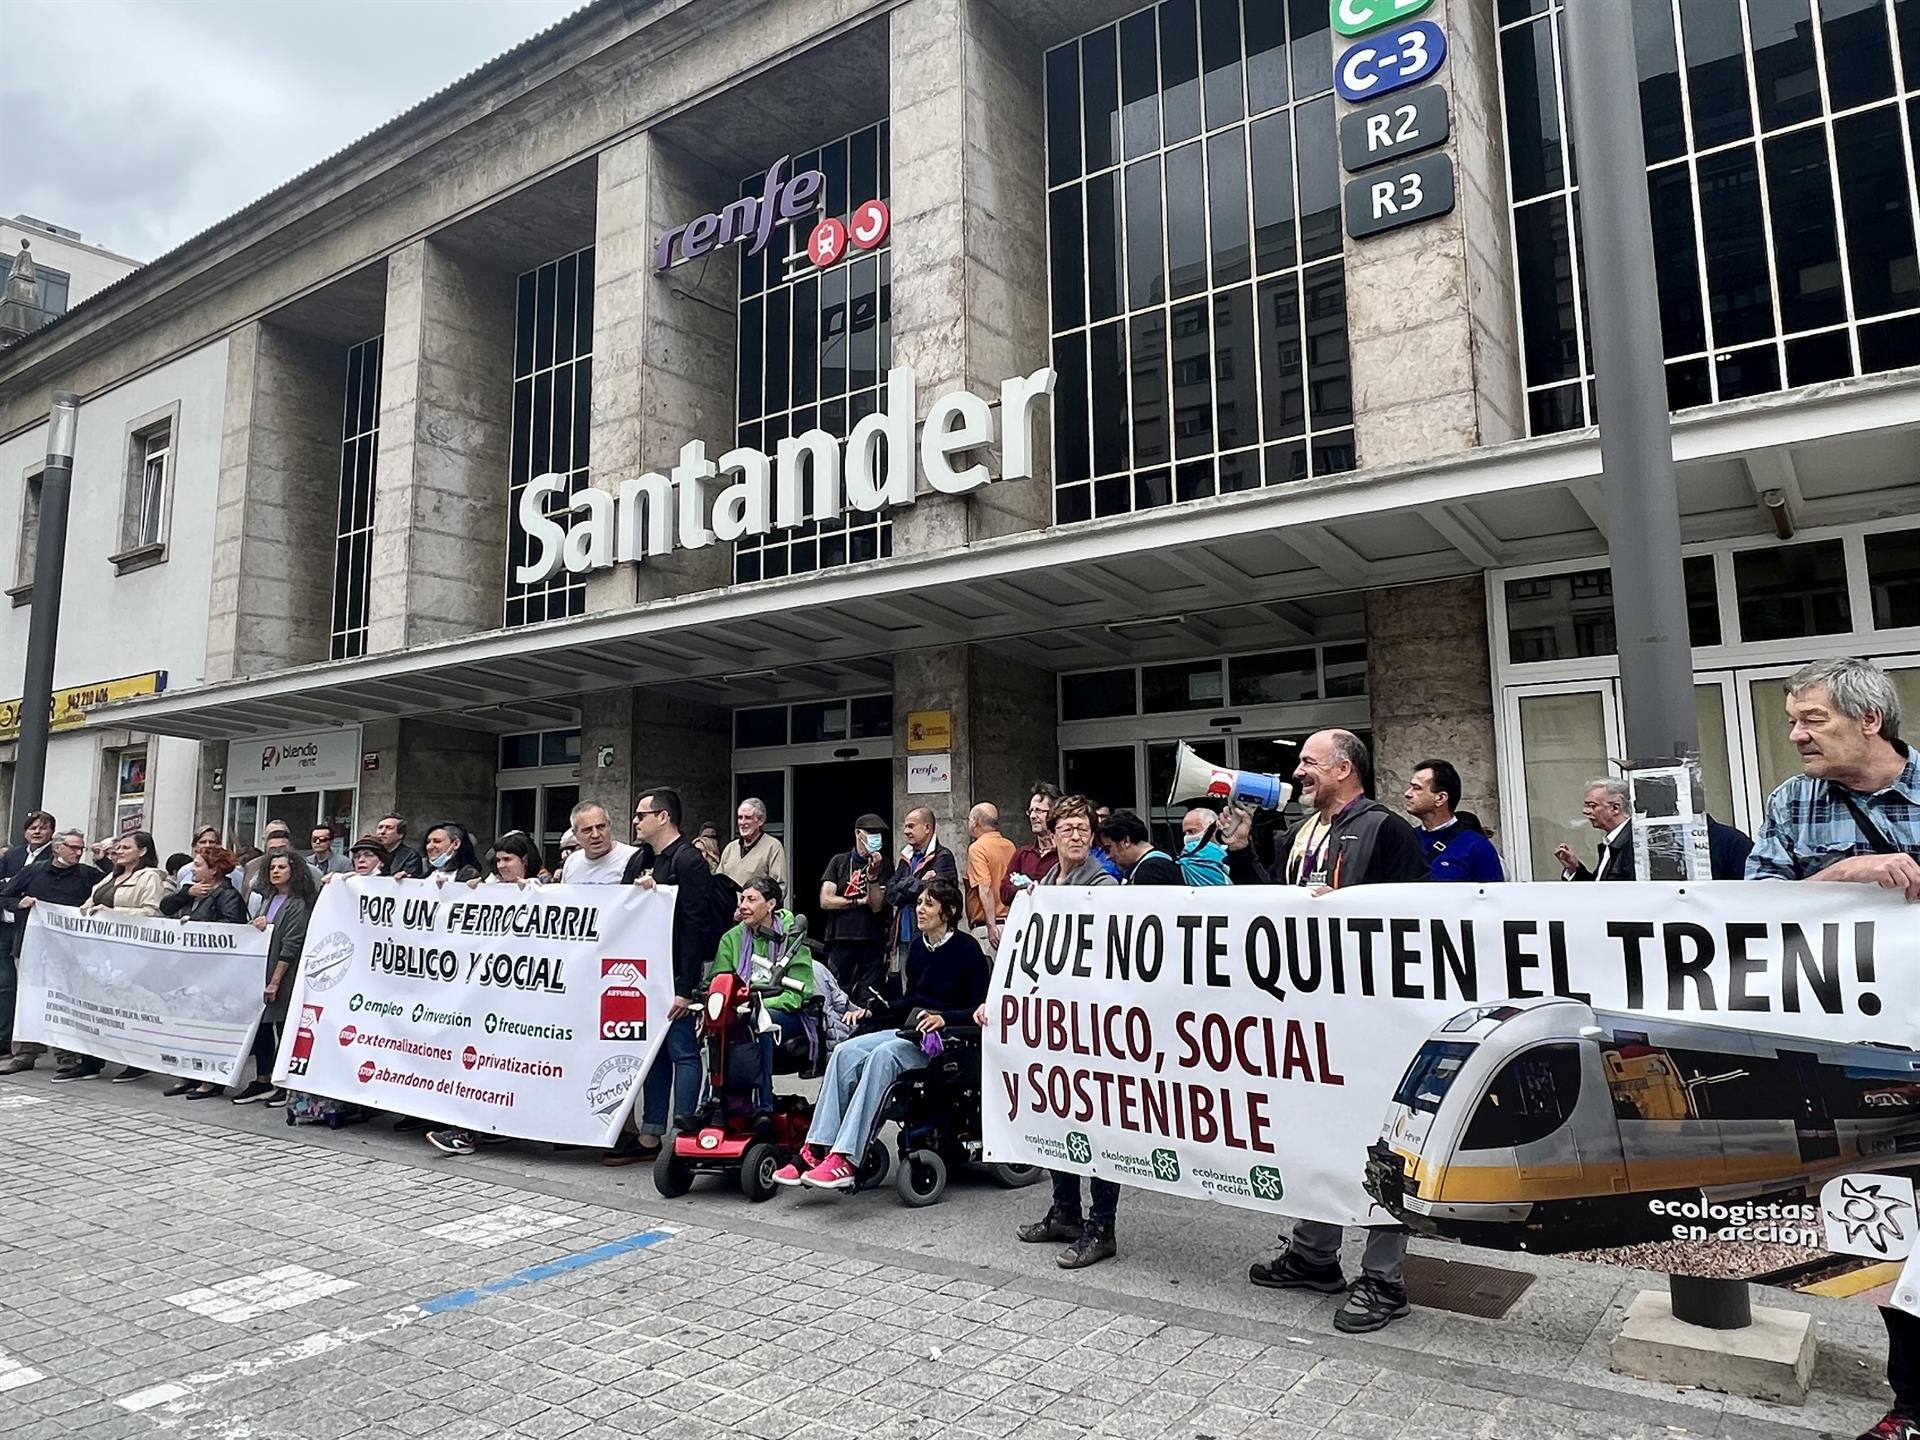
16;905;269;1081
277;879;674;1146
983;883;1919;1258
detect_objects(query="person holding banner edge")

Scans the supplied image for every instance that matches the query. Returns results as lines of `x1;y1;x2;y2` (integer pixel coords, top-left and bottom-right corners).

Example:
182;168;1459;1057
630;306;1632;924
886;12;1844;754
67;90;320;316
1239;729;1427;1334
65;832;175;1084
1739;659;1920;1440
217;853;315;1106
0;810;56;1070
1;826;100;1076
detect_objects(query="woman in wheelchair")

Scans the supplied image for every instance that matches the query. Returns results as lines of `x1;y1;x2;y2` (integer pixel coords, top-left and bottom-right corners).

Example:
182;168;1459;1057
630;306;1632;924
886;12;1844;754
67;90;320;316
706;876;814;1107
773;874;988;1191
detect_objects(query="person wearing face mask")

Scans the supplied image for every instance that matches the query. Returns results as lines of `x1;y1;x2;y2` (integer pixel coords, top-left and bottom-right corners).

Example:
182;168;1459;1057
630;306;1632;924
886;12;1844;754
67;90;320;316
819;815;891;1012
415;822;481;883
0;828;103;1075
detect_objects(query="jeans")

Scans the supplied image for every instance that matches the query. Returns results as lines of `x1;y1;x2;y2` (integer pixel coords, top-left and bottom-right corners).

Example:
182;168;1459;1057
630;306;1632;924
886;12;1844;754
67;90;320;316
639;1013;701;1138
1887;1306;1920;1413
0;921;17;1053
1287;1221;1409;1287
805;1031;927;1158
1050;1171;1120;1227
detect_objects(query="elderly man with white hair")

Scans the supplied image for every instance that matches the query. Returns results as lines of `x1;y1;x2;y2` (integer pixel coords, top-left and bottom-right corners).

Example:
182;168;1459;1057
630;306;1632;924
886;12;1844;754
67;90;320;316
1554;776;1635;881
719;796;786;891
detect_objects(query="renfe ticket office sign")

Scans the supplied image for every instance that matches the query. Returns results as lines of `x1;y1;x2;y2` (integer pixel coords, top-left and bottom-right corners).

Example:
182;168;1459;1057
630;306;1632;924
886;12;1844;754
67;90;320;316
277;878;674;1145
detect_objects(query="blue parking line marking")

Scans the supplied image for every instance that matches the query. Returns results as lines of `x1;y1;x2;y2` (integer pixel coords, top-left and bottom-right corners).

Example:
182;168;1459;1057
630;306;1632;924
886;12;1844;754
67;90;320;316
415;1227;674;1315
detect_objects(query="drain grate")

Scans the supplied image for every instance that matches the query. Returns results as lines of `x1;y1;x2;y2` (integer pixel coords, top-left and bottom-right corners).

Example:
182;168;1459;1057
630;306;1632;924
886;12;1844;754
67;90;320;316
1402;1254;1536;1319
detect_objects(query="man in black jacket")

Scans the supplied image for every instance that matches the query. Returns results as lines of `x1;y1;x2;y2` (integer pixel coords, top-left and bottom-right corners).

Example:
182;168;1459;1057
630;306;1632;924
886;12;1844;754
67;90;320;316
1234;730;1426;1334
884;807;959;995
609;788;711;1164
0;810;57;1069
0;829;104;1074
375;814;427;879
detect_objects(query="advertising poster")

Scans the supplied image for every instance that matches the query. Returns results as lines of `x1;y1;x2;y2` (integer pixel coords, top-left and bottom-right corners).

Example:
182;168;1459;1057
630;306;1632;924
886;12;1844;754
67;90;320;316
276;878;675;1146
983;882;1920;1287
15;904;268;1081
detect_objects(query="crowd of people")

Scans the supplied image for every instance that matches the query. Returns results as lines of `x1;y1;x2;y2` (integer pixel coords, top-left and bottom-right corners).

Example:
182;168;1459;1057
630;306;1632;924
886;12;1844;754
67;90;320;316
1;659;1917;1432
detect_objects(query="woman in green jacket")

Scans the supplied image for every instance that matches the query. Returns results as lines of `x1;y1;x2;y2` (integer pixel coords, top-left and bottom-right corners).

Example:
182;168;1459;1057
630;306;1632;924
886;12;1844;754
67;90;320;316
706;876;814;1106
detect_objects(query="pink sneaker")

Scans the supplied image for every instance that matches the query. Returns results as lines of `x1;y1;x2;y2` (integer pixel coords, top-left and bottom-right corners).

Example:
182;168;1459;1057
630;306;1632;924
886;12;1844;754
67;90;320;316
800;1152;857;1191
772;1145;822;1188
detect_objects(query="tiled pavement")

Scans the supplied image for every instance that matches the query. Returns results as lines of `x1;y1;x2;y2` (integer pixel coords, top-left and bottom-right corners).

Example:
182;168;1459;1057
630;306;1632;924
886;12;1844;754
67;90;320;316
0;1077;1889;1439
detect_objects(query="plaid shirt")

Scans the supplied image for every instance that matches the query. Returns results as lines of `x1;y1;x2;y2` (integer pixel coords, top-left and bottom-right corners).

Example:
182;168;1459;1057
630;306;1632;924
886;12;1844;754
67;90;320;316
1746;742;1920;878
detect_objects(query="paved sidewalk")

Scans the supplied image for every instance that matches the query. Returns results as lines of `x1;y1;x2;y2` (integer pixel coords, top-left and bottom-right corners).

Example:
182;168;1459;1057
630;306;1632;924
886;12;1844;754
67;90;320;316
0;1075;1892;1439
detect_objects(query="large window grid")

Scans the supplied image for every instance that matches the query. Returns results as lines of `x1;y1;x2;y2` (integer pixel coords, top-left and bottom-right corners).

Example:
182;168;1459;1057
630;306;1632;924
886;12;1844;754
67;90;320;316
734;122;893;583
1045;0;1354;525
506;248;595;628
1499;0;1920;436
331;336;381;660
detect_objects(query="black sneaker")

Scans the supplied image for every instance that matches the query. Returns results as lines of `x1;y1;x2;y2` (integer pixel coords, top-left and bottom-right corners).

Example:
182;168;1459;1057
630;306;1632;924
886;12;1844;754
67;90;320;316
426;1128;478;1156
1249;1247;1348;1293
51;1064;102;1083
110;1067;148;1084
230;1080;275;1105
1058;1223;1116;1269
1860;1414;1920;1440
602;1133;660;1167
163;1079;197;1097
1017;1208;1082;1244
264;1089;290;1109
1333;1275;1411;1333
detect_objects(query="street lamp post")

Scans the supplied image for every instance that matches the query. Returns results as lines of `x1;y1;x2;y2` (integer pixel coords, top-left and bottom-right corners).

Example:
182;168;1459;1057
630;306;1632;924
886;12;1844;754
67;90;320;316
1560;5;1747;1332
10;391;80;836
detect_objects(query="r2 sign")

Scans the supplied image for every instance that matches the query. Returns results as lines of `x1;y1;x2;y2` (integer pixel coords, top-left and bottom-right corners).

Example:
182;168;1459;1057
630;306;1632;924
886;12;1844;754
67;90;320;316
1333;0;1434;37
1334;20;1448;103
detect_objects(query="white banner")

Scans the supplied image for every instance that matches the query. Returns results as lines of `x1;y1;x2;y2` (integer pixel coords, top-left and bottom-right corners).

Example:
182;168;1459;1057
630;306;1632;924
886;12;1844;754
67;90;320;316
982;881;1920;1234
15;904;269;1081
275;878;675;1146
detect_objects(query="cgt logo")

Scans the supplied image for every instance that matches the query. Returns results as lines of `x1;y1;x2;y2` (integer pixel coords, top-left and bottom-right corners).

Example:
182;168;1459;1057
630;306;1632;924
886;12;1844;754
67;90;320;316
287;1005;322;1077
600;957;649;1042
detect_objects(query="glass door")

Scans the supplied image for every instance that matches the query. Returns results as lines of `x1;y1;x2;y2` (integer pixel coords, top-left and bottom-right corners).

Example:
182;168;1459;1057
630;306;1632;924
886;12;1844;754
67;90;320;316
1502;681;1620;882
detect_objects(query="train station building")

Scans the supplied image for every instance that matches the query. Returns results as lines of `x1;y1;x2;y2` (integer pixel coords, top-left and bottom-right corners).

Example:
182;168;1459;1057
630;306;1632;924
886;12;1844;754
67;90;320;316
2;0;1918;908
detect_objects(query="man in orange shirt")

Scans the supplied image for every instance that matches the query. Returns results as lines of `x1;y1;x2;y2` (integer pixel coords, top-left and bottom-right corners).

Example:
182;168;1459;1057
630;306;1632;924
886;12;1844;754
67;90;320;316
964;802;1015;951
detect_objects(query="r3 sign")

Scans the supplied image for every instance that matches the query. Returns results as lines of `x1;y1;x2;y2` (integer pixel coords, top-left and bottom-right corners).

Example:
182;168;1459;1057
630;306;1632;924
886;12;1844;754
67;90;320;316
1334;20;1447;103
1332;0;1434;37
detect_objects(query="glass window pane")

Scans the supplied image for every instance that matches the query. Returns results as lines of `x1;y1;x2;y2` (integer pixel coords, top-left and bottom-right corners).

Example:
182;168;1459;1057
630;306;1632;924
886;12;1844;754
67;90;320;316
500;733;540;769
1684;554;1722;647
1304;264;1352;432
1047;42;1082;185
1166;142;1208;299
1504;569;1616;663
1087;170;1123;322
1695;686;1736;826
1257;274;1305;440
792;276;819;407
1862;313;1920;373
1250;112;1295;274
1245;0;1287;114
1054;332;1092;484
1062;669;1137;721
1323;643;1367;696
1821;0;1896;110
1160;0;1203;144
734;707;787;749
850;695;892;738
1515;199;1580;386
1902;0;1920;80
1050;186;1086;330
541;729;581;766
1229;648;1317;704
1733;538;1851;641
1130;308;1171;468
1296;96;1340;263
1786;328;1855;385
1144;660;1223;712
1120;10;1161;159
1503;20;1565;202
1681;0;1754;149
1747;675;1805;802
1288;0;1332;98
1834;106;1920;319
1207;128;1252;287
1064;747;1140;812
1214;285;1258;451
1649;166;1706;356
1749;0;1821;130
1516;690;1612;881
1634;0;1687;164
1125;160;1165;310
1200;0;1244;128
1698;146;1776;347
1170;299;1213;458
1765;127;1847;333
1091;319;1130;476
818;268;846;396
1715;341;1781;401
792;701;849;744
1866;528;1920;629
1083;25;1121;173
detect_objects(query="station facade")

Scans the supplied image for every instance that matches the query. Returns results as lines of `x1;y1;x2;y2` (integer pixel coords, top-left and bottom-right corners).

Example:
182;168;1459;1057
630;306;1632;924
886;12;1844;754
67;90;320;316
2;0;1918;912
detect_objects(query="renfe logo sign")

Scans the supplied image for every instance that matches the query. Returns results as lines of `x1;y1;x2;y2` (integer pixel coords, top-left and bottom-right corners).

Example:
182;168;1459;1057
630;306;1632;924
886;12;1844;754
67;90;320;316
515;365;1057;582
655;156;825;272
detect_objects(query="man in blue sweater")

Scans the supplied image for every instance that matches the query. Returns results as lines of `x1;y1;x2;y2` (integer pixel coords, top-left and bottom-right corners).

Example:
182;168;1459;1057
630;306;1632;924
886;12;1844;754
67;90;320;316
1404;760;1504;882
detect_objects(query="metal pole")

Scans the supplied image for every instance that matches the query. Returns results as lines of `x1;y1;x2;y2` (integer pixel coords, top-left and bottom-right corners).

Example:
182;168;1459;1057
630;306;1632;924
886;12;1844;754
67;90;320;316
1561;2;1734;1330
1561;0;1700;766
10;391;79;835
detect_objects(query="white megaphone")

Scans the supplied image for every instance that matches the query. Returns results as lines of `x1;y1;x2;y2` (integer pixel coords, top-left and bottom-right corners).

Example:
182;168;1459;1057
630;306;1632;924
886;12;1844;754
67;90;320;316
1167;740;1295;810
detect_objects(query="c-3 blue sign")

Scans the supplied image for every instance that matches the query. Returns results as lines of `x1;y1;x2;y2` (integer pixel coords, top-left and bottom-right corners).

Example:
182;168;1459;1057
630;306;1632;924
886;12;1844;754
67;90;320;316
1334;20;1447;103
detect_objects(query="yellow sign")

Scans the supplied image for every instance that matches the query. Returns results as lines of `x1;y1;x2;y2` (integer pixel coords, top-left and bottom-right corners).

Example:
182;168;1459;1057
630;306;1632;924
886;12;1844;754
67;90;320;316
906;708;952;754
0;671;167;743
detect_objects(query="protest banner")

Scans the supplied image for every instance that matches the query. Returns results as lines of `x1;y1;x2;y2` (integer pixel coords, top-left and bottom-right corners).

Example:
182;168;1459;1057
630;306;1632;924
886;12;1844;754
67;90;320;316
15;904;268;1080
276;877;674;1146
982;880;1920;1276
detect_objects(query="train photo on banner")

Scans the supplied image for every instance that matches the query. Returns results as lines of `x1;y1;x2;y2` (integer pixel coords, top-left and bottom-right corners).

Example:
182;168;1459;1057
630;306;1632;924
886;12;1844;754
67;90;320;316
1364;999;1920;1250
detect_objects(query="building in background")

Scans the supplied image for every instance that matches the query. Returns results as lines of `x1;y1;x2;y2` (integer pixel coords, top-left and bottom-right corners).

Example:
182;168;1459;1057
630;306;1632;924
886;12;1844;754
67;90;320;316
0;0;1914;896
0;215;141;340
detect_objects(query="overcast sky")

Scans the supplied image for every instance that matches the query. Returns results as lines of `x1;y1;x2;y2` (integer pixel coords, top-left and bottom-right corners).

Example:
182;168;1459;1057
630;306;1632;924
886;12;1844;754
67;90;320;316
5;0;584;262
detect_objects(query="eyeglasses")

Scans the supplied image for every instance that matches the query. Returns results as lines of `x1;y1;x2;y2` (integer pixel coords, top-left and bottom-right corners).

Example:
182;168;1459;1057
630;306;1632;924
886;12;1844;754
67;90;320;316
633;809;660;819
1052;822;1093;837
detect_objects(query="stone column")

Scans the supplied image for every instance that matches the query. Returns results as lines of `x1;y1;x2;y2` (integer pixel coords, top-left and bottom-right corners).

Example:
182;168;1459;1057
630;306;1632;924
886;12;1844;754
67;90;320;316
367;239;517;652
586;131;737;611
1341;0;1523;465
205;322;344;681
580;688;732;845
1365;576;1499;829
887;0;1054;553
577;690;637;822
391;720;496;834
